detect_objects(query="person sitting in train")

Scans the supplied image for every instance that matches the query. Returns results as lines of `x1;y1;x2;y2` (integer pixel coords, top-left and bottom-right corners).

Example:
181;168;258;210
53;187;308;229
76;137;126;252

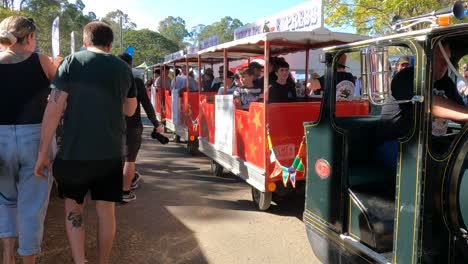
213;65;224;86
233;67;263;110
202;68;216;92
155;68;171;90
170;67;198;95
377;41;468;166
255;57;288;90
217;71;237;95
309;54;355;99
233;73;241;87
335;55;356;101
249;61;263;89
306;72;322;96
187;70;198;92
268;60;297;103
395;55;411;74
147;69;157;88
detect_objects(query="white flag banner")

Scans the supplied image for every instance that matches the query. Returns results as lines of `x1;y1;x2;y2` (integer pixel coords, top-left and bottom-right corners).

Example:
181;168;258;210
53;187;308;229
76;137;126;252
70;31;75;54
51;17;60;59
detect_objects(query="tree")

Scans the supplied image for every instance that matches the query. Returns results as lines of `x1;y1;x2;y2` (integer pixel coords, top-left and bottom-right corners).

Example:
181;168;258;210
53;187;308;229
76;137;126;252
1;0;14;9
102;9;137;54
102;9;136;30
22;0;62;54
188;24;206;46
86;11;97;21
197;16;243;44
123;29;179;66
324;0;452;36
22;0;92;56
158;16;189;48
0;6;26;23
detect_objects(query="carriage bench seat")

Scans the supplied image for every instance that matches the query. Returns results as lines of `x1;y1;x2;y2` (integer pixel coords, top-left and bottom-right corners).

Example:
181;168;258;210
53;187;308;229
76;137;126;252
348;184;395;253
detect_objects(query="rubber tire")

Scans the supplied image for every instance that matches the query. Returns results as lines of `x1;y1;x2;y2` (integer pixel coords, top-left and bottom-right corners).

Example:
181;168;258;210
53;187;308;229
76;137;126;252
187;141;198;155
174;134;181;143
210;160;223;176
251;187;272;211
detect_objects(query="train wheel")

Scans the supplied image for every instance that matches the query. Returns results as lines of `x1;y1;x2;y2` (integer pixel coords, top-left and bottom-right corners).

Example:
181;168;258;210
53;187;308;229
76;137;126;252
210;160;223;176
251;187;272;211
187;141;198;155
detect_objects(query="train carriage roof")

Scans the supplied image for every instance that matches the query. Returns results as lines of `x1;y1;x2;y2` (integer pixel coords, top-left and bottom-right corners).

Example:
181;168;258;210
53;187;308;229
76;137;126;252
198;28;368;58
163;53;226;66
323;23;468;52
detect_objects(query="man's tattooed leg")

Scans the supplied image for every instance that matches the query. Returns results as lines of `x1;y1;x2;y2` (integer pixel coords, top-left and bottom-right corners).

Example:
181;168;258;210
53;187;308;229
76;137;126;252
67;211;83;228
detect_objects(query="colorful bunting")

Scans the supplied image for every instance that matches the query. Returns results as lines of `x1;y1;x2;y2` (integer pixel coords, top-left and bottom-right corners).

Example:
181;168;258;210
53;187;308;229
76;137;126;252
267;126;306;188
282;166;289;187
192;116;199;130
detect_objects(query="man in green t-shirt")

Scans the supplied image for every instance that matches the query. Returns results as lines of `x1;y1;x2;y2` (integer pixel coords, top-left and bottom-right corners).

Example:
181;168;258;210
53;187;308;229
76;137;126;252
34;21;137;264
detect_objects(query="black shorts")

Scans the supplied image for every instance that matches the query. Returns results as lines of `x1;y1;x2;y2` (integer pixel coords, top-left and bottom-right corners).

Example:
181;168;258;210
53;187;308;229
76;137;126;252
53;158;123;204
125;127;143;162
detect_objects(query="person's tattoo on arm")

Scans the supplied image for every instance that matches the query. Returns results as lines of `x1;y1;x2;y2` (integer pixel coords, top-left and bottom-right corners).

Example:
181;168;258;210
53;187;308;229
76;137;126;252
50;88;62;104
67;211;83;228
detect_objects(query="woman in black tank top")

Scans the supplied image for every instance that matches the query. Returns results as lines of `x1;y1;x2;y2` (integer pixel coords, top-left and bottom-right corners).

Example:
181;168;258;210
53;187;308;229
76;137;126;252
0;16;56;264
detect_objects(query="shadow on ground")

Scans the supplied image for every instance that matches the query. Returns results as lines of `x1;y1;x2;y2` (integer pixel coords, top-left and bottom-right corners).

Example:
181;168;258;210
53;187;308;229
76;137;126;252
3;122;306;264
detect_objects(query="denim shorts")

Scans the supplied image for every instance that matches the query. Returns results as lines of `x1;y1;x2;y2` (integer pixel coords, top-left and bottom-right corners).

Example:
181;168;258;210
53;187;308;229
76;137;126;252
0;124;53;256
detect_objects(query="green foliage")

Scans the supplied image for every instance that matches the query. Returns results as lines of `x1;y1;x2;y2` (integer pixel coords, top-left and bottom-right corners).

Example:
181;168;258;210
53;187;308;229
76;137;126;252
324;0;453;36
0;6;26;22
22;0;92;56
197;16;243;44
1;0;15;9
188;24;205;46
123;29;179;66
102;9;137;54
158;16;189;49
2;1;248;67
102;9;136;30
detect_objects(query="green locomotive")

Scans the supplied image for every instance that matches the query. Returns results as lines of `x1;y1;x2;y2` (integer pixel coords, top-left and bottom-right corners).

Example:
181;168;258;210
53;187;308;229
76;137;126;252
304;2;468;263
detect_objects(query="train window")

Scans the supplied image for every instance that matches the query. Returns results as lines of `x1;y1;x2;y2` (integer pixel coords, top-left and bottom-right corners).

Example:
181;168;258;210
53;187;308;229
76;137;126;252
429;37;468;156
333;45;417;190
334;46;415;117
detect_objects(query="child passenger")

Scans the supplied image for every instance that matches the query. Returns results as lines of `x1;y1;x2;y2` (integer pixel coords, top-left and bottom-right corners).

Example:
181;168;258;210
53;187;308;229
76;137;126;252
268;60;296;103
233;67;263;110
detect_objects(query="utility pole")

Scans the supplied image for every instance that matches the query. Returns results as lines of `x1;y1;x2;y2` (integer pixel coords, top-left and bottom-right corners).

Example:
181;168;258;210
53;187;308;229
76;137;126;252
120;16;123;53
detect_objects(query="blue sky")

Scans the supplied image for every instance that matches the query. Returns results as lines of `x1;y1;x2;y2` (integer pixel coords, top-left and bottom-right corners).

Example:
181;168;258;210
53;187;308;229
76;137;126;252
78;0;308;31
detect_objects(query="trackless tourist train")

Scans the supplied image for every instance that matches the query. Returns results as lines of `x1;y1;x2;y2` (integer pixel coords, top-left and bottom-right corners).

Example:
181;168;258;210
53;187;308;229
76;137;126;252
304;2;468;263
197;29;367;210
162;54;203;154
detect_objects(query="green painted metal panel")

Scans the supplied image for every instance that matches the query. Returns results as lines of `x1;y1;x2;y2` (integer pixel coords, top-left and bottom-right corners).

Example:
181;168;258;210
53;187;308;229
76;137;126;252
459;169;468;229
305;121;344;232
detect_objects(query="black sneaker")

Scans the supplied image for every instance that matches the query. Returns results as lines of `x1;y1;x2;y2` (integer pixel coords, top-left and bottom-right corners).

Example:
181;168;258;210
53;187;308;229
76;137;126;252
122;191;136;203
130;172;142;190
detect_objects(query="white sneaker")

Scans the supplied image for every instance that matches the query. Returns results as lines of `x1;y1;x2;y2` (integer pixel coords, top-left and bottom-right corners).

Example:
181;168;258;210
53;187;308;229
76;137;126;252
122;192;136;203
130;172;142;190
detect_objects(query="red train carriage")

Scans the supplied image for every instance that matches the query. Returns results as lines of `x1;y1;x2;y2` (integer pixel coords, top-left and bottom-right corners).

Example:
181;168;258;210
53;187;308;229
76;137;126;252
146;63;166;123
163;54;221;153
197;29;368;210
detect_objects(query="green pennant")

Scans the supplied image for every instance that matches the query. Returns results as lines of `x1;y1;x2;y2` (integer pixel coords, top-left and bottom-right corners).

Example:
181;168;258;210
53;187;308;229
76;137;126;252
296;161;304;172
281;166;289;187
291;156;300;168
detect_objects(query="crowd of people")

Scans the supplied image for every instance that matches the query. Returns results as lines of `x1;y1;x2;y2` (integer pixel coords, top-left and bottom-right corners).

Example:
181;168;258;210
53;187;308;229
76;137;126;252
0;16;162;264
1;13;468;264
